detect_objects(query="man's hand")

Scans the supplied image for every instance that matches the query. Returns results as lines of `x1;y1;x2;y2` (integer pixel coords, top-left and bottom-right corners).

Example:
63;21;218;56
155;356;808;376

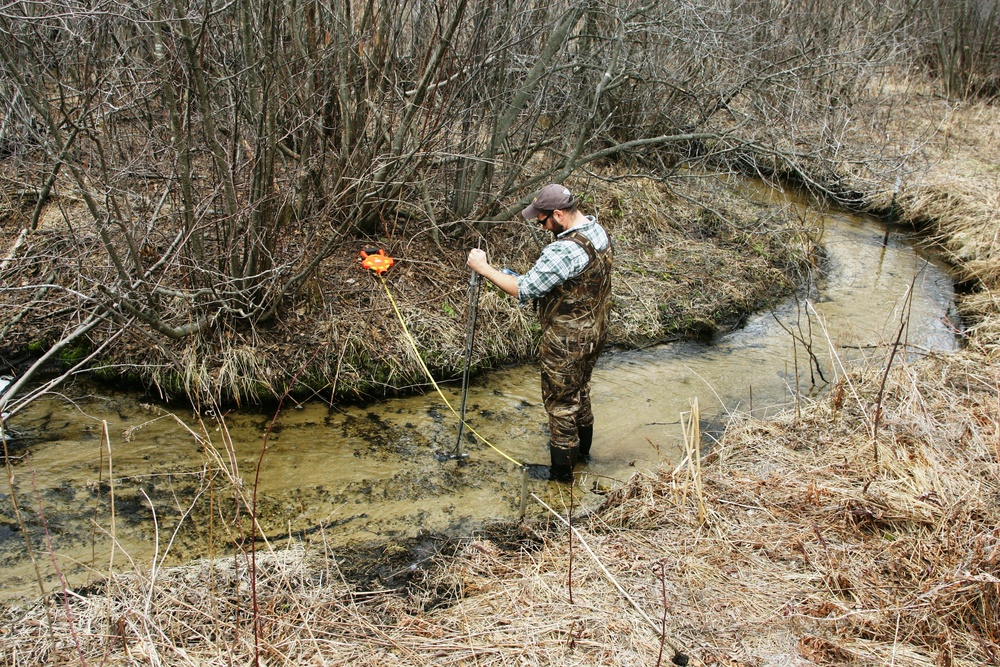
467;248;518;298
467;248;490;273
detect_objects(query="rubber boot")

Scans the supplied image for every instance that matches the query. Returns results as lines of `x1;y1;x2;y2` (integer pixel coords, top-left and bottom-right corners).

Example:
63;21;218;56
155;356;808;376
524;443;580;482
548;444;575;483
578;424;594;464
524;444;576;482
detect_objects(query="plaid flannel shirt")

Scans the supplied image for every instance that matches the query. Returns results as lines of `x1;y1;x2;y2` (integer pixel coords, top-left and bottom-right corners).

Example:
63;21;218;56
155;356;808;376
516;216;609;303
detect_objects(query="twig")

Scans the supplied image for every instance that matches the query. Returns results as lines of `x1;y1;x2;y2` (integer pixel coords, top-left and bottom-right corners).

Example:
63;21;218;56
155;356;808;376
33;470;88;666
656;560;670;667
807;300;870;426
873;269;919;450
568;481;575;605
532;494;690;665
250;344;327;667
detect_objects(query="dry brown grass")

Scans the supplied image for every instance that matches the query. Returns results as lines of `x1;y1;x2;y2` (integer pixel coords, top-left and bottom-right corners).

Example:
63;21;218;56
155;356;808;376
3;347;997;666
865;99;1000;352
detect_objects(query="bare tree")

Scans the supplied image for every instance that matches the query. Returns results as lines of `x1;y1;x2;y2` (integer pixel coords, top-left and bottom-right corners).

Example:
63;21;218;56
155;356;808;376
915;0;1000;99
0;0;927;407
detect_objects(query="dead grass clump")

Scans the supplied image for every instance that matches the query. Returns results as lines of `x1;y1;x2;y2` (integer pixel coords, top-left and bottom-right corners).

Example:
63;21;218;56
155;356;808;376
866;100;1000;352
236;173;813;403
555;353;997;666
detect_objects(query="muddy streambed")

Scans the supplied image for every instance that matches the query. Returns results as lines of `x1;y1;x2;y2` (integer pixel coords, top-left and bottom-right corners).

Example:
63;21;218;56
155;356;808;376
1;204;957;604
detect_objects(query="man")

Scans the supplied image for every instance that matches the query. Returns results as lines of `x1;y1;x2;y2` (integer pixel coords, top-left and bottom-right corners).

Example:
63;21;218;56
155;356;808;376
467;184;613;482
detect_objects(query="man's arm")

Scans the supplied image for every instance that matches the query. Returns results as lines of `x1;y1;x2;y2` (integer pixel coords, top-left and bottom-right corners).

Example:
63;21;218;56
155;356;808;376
467;248;518;298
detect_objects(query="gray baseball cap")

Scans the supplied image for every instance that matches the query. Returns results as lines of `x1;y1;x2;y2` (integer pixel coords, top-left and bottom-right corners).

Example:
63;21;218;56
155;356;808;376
521;184;576;219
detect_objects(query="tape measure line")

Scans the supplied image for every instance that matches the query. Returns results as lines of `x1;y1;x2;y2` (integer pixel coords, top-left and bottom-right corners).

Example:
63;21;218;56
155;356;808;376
378;275;523;468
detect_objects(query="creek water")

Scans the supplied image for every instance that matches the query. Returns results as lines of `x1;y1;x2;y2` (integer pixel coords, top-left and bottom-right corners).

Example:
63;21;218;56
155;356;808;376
1;196;957;604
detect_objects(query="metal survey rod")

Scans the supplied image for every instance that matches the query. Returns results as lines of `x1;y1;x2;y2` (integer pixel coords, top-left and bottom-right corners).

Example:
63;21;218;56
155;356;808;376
454;268;481;458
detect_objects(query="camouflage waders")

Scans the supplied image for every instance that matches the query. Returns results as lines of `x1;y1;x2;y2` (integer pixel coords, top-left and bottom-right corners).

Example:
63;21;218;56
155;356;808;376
537;231;613;470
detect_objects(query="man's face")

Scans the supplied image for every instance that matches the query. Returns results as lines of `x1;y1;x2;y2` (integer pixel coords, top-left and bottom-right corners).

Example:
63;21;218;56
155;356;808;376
536;209;565;233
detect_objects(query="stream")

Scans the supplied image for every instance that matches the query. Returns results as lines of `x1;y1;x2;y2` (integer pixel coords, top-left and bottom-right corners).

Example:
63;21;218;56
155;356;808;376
0;196;958;604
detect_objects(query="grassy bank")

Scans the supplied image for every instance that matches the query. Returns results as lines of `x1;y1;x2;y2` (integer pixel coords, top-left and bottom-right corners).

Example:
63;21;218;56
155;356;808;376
0;172;813;406
868;101;1000;353
245;173;811;404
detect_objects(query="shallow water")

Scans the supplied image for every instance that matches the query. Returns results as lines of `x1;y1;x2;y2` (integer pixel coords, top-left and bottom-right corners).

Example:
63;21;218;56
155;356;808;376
0;201;957;604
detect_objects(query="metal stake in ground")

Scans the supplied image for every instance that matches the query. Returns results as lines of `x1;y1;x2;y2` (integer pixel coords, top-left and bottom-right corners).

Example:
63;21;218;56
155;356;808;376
453;269;481;462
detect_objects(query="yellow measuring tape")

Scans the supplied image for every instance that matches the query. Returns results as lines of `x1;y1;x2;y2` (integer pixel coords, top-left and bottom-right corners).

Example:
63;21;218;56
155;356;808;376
378;274;524;467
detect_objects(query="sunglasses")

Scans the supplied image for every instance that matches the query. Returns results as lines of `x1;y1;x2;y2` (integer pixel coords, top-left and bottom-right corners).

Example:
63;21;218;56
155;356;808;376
537;211;553;226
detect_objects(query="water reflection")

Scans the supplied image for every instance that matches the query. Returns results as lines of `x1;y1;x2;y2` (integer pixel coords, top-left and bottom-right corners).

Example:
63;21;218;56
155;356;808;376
595;209;957;468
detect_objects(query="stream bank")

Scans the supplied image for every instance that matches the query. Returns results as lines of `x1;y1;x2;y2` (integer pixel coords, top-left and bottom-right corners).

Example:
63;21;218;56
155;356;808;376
1;174;814;406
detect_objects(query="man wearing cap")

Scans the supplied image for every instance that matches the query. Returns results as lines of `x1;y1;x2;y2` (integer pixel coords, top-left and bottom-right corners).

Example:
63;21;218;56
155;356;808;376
467;184;612;482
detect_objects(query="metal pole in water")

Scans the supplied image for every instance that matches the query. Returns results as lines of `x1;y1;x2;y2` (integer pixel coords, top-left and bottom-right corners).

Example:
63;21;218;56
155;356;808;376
519;466;529;520
454;270;480;459
882;175;901;246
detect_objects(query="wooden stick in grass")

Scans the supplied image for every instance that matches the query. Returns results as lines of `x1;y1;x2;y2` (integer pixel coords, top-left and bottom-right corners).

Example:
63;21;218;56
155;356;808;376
532;494;691;665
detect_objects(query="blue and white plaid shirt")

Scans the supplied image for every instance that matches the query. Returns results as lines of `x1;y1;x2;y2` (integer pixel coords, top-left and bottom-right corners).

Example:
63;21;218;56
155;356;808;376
516;216;609;303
